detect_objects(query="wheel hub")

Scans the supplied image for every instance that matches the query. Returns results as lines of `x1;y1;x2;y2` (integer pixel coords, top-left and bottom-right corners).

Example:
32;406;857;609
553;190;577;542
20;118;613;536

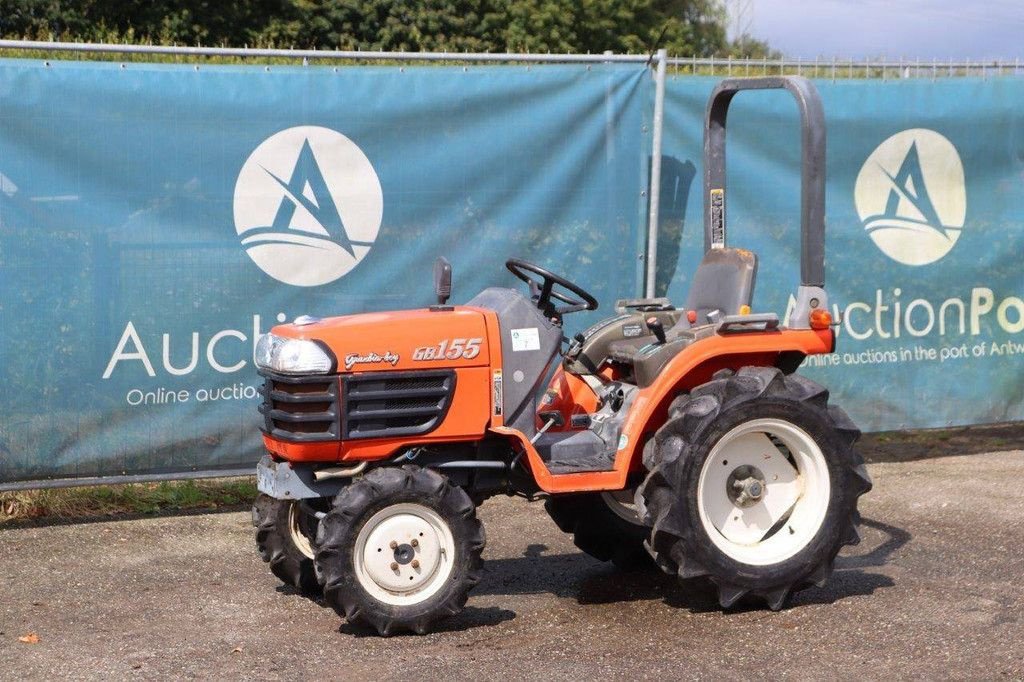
726;465;767;508
393;543;415;565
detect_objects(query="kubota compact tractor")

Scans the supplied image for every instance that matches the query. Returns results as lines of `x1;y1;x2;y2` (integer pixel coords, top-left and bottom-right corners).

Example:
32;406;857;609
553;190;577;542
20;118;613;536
252;76;871;635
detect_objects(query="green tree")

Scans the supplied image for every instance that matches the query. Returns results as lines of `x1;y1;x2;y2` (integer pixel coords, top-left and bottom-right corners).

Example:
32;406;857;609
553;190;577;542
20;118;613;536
0;0;761;57
255;0;510;52
729;33;780;59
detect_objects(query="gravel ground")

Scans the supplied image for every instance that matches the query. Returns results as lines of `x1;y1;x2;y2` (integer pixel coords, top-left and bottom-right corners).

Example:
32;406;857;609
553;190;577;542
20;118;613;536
2;451;1023;680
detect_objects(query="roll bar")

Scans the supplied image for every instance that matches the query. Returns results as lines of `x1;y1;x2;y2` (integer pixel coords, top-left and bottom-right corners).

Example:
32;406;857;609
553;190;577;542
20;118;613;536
703;76;826;289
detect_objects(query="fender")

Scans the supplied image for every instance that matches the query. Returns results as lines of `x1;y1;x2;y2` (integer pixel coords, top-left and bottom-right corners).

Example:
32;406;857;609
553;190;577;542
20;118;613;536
488;328;831;494
615;327;834;472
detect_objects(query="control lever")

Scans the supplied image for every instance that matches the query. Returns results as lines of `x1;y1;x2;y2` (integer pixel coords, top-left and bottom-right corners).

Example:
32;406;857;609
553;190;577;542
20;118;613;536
565;332;585;359
531;411;565;444
646;316;667;344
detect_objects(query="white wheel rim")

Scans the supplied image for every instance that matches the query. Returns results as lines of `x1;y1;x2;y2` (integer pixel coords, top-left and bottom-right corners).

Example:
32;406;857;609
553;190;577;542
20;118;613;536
601;489;642;525
287;502;315;560
697;418;830;566
353;503;456;606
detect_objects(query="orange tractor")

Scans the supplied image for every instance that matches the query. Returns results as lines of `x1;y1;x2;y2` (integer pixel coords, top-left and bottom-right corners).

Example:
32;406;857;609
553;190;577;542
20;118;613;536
252;76;871;635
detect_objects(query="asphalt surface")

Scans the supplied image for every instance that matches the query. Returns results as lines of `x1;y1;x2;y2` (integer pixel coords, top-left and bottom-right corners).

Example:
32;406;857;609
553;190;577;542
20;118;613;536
2;451;1023;680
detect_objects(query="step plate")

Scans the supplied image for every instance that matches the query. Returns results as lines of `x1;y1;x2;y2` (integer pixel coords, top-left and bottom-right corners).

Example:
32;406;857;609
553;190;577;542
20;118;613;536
545;451;616;475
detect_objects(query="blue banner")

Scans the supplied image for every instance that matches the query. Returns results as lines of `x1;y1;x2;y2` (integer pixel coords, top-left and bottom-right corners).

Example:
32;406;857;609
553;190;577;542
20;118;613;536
0;59;650;483
4;60;1023;486
658;76;1024;431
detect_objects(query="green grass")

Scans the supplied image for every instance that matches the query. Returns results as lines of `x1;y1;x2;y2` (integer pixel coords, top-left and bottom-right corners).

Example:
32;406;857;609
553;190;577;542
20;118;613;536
0;478;257;526
860;422;1024;463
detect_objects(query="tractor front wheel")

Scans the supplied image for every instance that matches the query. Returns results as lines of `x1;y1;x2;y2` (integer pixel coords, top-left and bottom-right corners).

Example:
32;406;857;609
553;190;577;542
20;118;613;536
315;465;485;635
638;367;872;610
252;494;321;595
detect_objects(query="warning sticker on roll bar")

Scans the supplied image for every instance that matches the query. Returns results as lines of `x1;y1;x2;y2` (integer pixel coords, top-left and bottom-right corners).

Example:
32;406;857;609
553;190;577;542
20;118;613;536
710;188;725;248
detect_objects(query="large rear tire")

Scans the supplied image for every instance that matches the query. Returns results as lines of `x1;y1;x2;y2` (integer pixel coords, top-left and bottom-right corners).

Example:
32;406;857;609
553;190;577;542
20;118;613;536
545;490;652;570
637;367;872;610
316;465;485;635
252;494;321;595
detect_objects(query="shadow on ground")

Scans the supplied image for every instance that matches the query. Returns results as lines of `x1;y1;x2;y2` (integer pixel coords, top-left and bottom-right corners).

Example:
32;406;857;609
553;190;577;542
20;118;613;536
337;606;518;638
457;515;904;625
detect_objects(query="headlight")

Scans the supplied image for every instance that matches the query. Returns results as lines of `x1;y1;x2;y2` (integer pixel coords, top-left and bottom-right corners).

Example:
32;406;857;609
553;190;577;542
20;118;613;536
255;333;336;375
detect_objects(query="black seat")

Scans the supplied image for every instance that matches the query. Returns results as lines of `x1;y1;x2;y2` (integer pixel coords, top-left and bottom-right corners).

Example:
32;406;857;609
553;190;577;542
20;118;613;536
607;247;758;365
682;247;758;326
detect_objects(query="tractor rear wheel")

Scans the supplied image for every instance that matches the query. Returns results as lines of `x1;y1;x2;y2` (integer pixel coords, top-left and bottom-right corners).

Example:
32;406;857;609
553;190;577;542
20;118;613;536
637;366;872;610
252;494;321;595
316;465;485;635
545;490;652;570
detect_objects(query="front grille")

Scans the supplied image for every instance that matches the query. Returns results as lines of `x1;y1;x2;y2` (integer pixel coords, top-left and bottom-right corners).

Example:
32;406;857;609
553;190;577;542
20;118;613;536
342;370;456;439
258;372;340;442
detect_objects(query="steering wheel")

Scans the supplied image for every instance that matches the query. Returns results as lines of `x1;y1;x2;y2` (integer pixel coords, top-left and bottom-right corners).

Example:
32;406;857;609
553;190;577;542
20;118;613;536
505;258;599;318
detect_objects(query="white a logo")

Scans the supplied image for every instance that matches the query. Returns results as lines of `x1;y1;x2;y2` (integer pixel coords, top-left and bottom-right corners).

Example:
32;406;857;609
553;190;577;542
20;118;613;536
234;126;383;286
854;129;966;266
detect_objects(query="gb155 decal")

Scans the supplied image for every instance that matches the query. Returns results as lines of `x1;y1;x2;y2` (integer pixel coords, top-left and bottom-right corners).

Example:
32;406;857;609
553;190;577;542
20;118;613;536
413;337;483;361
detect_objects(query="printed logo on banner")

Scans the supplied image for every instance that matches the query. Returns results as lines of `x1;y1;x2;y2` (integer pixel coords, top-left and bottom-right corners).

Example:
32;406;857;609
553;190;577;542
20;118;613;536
233;126;383;287
854;129;966;266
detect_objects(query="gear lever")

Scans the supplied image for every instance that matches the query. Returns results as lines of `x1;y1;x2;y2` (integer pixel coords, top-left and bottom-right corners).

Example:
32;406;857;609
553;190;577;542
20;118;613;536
646;316;667;344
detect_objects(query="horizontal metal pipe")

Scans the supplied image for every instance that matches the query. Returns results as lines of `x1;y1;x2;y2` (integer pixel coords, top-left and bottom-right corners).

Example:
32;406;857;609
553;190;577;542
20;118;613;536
666;57;1015;70
0;40;650;63
313;461;368;481
0;42;1012;73
0;467;254;493
431;461;509;470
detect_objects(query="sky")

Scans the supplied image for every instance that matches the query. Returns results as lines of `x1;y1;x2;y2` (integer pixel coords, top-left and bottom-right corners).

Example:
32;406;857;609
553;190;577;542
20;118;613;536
740;0;1024;60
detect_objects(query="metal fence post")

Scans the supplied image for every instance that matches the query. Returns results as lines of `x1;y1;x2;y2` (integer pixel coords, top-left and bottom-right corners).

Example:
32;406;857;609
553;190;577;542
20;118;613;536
645;48;667;298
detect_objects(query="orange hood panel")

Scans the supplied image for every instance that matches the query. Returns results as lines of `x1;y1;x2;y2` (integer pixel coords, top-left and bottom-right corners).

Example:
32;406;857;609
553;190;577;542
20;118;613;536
271;307;491;372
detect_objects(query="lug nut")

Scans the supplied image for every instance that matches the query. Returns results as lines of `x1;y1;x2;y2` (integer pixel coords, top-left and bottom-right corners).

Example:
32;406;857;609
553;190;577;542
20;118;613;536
390;562;399;571
411;539;419;548
411;560;420;569
389;540;398;549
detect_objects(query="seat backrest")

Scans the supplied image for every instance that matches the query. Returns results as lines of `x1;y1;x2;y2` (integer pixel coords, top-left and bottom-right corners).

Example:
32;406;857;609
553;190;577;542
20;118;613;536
677;247;758;327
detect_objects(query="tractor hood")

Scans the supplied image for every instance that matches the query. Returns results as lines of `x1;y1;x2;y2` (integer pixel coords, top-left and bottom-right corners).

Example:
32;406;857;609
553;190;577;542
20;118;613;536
269;307;491;373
